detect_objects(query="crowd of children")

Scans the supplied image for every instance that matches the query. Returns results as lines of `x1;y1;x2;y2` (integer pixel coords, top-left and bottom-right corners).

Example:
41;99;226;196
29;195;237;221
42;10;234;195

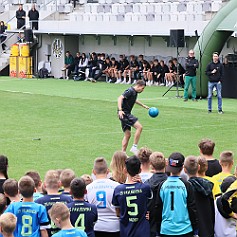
0;138;236;237
62;51;186;87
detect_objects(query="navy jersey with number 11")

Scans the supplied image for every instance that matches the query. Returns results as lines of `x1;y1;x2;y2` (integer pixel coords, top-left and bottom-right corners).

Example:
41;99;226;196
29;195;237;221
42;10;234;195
112;182;152;237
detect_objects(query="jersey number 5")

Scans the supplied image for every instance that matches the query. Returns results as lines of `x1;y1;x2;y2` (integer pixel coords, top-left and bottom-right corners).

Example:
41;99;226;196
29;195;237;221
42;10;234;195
126;196;138;216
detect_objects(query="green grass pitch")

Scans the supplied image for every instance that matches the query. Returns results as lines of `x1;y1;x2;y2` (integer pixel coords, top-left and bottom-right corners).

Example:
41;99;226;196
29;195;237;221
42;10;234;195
0;77;236;179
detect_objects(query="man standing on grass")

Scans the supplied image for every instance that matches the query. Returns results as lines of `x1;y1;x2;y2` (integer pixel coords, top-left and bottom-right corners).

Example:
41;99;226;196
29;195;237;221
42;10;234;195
117;80;149;155
184;50;199;102
205;52;224;114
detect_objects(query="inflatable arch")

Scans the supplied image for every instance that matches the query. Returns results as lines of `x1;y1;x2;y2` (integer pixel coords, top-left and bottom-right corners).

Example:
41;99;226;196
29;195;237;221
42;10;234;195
193;0;237;98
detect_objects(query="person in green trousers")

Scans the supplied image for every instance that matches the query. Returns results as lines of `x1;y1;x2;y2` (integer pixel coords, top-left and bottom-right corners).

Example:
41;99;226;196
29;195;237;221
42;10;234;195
184;50;199;101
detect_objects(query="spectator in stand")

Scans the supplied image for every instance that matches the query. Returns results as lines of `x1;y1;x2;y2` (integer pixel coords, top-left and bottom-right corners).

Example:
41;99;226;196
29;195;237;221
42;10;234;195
142;60;151;82
157;60;169;86
212;151;234;188
149;59;160;86
94;53;108;81
198;138;222;177
173;58;185;86
0;155;8;194
73;52;81;75
3;179;21;203
117;55;129;84
127;55;139;85
25;170;44;201
110;57;120;83
78;53;88;80
184;155;215;237
0;21;7;51
16;4;26;29
103;57;112;82
87;52;98;82
137;147;153;183
137;55;144;80
112;156;152;237
86;157;120;237
205;52;224;114
61;51;74;80
145;152;168;237
110;151;127;184
184;50;199;102
147;60;154;86
28;4;39;30
165;59;176;87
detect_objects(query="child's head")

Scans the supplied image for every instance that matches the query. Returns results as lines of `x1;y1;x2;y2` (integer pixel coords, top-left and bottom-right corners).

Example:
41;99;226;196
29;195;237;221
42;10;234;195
19;176;35;198
25;171;42;190
149;152;166;171
0;213;17;237
80;174;93;186
0;194;7;215
166;152;185;175
219;151;234;168
60;169;76;189
93;157;108;175
49;202;70;228
184;156;199;176
198;139;215;156
110;151;127;183
0;155;8;179
44;170;60;190
125;156;141;177
137;147;152;165
197;156;208;176
70;178;86;199
3;179;18;198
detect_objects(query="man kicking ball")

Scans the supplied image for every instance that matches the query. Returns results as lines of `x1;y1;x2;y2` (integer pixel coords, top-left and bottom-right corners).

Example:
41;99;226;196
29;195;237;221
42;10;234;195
117;80;149;155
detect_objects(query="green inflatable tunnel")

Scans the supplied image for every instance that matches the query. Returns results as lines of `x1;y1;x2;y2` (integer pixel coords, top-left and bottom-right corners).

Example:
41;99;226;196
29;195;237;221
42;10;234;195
193;0;237;98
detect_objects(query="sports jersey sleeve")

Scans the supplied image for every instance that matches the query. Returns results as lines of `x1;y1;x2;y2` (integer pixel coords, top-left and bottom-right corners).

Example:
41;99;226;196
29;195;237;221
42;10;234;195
112;187;120;207
122;88;133;100
4;203;15;214
38;205;50;229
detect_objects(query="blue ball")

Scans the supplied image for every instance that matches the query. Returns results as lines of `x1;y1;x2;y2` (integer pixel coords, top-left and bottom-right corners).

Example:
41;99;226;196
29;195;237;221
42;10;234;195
148;107;159;118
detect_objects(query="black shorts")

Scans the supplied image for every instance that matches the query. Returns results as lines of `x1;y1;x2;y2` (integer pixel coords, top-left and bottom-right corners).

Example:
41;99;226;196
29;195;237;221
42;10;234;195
119;113;138;132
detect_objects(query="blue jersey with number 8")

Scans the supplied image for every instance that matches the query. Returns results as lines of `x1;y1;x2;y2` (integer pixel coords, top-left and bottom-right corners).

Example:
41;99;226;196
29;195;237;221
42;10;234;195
5;202;49;237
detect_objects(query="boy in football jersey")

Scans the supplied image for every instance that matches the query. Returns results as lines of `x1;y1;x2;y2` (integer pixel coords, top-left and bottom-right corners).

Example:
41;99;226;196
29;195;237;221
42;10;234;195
5;176;50;237
155;152;199;237
0;213;17;237
36;170;72;236
68;178;98;237
49;202;87;237
117;80;149;155
86;157;120;237
112;155;152;237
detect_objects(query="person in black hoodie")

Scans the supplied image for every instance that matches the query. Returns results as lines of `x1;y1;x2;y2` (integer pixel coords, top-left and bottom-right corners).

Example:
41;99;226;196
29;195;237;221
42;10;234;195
184;155;215;237
205;52;224;114
16;4;26;29
145;152;167;237
184;50;199;101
